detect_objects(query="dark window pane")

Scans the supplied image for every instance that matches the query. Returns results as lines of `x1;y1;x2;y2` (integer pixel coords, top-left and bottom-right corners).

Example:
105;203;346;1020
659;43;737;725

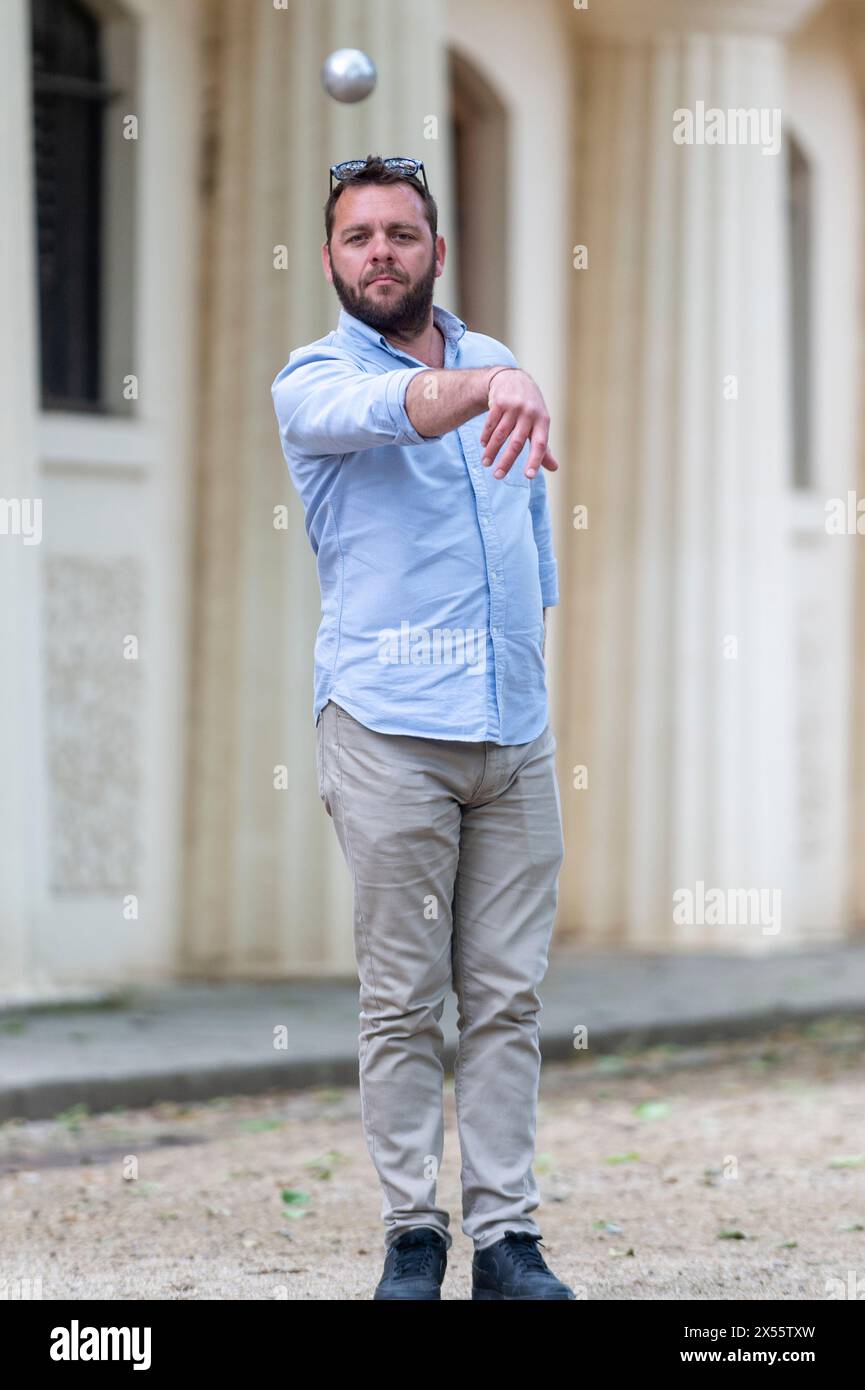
32;0;106;410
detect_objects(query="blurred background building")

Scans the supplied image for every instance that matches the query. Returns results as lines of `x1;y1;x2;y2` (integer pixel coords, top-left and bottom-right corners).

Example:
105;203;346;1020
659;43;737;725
2;0;865;1001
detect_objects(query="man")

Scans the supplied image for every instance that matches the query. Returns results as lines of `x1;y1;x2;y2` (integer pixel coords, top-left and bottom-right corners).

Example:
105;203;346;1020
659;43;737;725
271;155;573;1301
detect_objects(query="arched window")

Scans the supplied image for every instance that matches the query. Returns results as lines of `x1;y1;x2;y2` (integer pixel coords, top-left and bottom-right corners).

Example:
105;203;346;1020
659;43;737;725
31;0;137;414
448;49;509;341
787;133;812;490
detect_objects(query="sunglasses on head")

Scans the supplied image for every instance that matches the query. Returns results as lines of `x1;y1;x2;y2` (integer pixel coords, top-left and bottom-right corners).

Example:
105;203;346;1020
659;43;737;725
329;157;429;193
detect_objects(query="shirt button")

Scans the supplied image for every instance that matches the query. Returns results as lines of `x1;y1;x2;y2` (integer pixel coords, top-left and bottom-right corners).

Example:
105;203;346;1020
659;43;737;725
491;571;498;581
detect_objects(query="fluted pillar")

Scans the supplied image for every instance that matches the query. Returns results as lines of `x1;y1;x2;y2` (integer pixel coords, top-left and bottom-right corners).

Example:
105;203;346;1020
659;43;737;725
185;0;453;974
558;0;821;949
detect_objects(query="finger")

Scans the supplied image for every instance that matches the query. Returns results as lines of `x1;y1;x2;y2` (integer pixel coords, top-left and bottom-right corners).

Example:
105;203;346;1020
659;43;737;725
541;448;559;472
524;421;549;479
481;405;508;457
492;415;532;478
482;409;518;465
480;403;505;448
492;427;530;478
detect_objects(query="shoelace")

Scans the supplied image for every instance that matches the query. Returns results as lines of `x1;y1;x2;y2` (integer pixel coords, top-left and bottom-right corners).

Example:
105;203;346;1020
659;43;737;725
502;1233;550;1274
393;1239;436;1278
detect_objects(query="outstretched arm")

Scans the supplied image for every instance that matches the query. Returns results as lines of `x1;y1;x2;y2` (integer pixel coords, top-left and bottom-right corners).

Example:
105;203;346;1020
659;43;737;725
273;347;559;478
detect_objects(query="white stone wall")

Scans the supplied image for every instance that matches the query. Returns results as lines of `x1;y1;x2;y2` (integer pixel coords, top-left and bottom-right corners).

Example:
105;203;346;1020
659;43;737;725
0;0;201;998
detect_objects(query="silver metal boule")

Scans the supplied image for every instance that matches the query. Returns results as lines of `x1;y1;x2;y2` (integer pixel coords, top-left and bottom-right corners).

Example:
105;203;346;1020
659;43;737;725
321;48;378;104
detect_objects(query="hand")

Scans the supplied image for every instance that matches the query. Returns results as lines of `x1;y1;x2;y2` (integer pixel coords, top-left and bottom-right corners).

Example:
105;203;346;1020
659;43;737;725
481;368;560;481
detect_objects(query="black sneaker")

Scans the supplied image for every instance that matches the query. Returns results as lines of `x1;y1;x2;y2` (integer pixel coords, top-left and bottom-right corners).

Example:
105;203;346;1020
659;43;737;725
374;1227;448;1300
472;1231;576;1300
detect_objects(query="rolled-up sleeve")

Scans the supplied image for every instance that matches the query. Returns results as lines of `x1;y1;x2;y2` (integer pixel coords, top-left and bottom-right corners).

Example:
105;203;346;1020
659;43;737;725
271;349;439;458
529;466;559;607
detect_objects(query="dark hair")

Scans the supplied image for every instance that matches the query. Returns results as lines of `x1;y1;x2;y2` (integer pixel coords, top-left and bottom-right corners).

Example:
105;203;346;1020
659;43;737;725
324;155;438;247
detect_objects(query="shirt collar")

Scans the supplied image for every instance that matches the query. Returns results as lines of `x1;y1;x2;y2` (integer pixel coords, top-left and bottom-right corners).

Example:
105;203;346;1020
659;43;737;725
336;301;467;363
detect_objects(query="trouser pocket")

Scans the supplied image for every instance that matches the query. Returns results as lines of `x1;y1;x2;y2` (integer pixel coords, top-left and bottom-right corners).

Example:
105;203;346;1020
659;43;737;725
316;703;333;816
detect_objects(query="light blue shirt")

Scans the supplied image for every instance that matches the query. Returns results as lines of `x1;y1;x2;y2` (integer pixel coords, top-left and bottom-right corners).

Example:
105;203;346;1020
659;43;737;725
271;302;559;744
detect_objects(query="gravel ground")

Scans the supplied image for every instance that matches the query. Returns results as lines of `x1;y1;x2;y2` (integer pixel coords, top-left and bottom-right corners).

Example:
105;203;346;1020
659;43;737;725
1;1018;863;1300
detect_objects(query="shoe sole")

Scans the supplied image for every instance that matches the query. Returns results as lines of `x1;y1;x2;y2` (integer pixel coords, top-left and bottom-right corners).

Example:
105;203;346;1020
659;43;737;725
472;1287;576;1300
374;1289;442;1300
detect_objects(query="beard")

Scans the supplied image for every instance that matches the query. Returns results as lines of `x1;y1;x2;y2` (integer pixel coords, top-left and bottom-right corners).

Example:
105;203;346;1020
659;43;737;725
329;249;437;337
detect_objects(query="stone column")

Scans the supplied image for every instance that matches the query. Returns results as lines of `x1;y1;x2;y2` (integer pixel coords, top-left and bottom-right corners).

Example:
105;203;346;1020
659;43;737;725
837;0;865;935
0;0;45;997
558;0;821;949
184;0;453;974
